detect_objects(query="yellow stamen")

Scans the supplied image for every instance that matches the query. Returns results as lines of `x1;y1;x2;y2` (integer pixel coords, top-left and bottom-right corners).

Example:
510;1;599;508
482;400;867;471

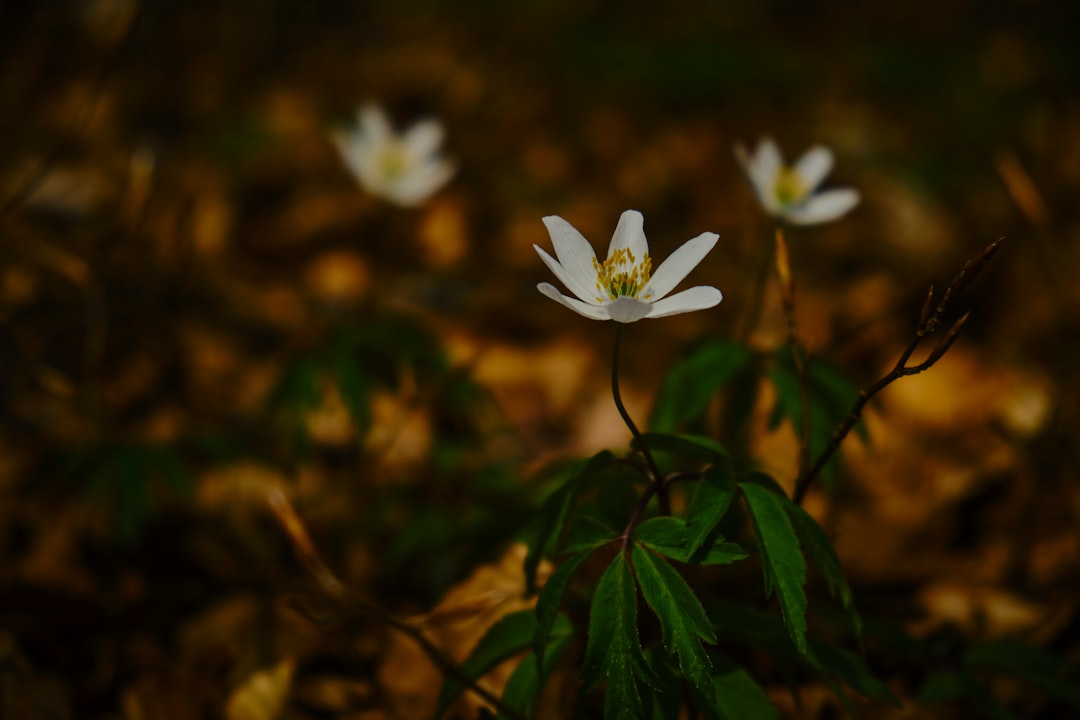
593;247;652;302
379;146;407;179
774;166;807;207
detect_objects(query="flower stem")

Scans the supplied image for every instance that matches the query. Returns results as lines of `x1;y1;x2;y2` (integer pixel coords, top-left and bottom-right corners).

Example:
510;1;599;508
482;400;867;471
611;324;668;515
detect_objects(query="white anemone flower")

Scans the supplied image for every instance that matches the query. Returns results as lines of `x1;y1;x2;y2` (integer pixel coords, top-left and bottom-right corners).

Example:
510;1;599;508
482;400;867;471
333;104;455;207
534;210;723;323
735;137;859;225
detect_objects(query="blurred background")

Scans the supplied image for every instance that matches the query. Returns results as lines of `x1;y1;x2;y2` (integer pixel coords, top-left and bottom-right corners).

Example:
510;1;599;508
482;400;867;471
0;0;1078;717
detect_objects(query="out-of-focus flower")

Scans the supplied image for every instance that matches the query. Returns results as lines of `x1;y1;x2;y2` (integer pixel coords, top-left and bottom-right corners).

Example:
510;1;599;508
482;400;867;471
735;137;859;225
534;210;722;323
333;104;455;207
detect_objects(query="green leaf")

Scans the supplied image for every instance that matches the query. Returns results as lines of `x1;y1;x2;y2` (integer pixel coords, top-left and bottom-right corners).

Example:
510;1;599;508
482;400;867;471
500;616;573;719
632;545;716;697
810;642;898;705
582;553;656;718
767;352;866;492
784;500;861;635
965;640;1080;709
634;516;746;566
704;651;780;720
533;551;592;669
918;670;1015;720
524;450;613;593
333;346;372;431
563;516;619;554
436;609;537;716
633;516;687;554
649;340;753;433
708;601;895;706
638;432;730;465
686;463;737;558
641;646;684;719
740;482;808;655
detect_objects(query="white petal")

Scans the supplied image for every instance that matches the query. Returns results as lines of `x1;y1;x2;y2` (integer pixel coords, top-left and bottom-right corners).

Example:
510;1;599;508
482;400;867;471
642;231;719;301
606;297;652;323
749;137;782;195
358;105;392;144
402;119;445;161
537;283;609;321
793;146;834;192
534;244;597;303
646;286;723;318
386;160;456;206
541;216;600;301
607;209;648;261
784;188;860;225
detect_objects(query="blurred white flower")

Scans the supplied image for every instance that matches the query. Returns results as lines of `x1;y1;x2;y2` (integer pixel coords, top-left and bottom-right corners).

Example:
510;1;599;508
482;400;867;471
735;137;859;225
333;104;455;207
535;210;722;323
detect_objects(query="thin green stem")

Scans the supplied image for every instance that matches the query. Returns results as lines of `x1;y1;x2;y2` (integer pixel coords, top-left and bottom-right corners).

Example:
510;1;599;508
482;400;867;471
736;223;777;343
611;324;668;515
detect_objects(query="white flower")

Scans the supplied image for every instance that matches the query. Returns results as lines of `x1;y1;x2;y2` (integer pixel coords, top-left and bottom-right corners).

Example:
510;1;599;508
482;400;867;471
534;210;723;323
735;137;859;225
333;104;455;207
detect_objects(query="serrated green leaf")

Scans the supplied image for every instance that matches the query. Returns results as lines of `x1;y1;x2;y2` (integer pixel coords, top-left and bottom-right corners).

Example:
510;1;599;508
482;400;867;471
534;551;591;669
632;545;716;697
783;500;861;635
640;646;684;719
604;652;647;720
740;482;808;655
436;609;536;716
704;650;780;720
524;450;614;594
686;463;736;557
582;553;657;708
563;516;619;554
500;616;573;719
650;340;753;433
634;516;746;566
638;432;730;464
633;516;687;553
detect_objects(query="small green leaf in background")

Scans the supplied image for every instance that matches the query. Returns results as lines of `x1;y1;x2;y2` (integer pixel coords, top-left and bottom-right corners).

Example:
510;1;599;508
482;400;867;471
562;515;619;554
705;650;780;720
917;670;1015;720
686;463;737;558
499;614;574;719
638;432;730;465
582;553;656;719
767;351;866;491
650;340;753;433
964;640;1080;711
740;481;808;655
524;450;613;593
533;550;592;669
436;609;537;717
632;545;716;697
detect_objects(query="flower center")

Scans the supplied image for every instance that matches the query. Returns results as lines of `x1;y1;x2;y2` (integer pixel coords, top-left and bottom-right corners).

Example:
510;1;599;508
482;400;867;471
774;166;807;207
379;145;408;180
593;247;652;302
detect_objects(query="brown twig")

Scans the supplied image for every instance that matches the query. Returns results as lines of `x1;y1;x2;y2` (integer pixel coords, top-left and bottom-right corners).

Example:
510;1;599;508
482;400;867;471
265;488;526;720
792;238;1005;505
